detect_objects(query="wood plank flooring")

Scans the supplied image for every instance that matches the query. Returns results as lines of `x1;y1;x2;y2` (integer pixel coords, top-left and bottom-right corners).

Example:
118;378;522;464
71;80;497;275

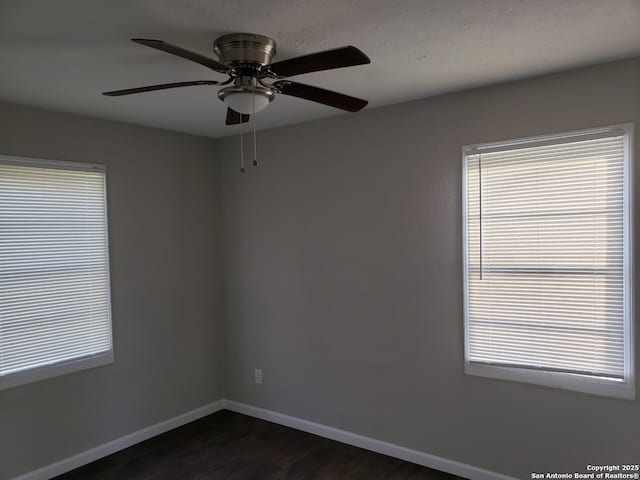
55;409;464;479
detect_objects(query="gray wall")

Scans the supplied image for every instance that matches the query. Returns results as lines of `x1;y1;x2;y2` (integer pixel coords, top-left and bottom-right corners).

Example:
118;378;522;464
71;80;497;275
0;102;224;479
218;58;640;479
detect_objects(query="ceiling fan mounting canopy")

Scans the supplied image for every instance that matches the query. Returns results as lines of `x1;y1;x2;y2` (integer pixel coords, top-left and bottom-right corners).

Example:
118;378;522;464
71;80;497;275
102;32;370;124
213;33;277;67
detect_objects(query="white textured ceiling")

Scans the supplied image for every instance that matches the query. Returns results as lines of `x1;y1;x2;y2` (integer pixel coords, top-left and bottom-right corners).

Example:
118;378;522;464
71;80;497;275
1;0;639;138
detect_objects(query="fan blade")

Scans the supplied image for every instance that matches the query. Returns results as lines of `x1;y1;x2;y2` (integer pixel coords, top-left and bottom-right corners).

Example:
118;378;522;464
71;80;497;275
274;81;368;112
226;108;250;125
132;38;229;73
268;46;369;78
103;80;219;96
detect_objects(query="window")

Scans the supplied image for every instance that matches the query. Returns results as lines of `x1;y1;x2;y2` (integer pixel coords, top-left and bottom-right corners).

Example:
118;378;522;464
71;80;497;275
462;125;634;399
0;156;112;390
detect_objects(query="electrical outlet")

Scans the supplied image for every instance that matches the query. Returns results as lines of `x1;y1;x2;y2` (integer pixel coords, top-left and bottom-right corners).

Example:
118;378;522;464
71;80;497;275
254;368;263;385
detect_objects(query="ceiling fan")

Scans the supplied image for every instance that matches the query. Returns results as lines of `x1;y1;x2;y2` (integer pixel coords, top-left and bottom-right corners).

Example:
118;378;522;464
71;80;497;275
102;33;371;126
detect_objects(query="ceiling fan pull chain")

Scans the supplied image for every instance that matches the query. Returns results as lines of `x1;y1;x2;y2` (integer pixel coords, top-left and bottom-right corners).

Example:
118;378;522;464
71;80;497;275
240;119;245;173
252;93;258;167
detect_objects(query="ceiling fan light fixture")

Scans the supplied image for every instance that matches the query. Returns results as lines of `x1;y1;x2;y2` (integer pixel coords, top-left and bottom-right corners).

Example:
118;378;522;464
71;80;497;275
222;90;271;115
218;77;275;115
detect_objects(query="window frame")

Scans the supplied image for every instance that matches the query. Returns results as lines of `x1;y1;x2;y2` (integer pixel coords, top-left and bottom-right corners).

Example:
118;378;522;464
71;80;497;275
461;124;635;400
0;154;114;390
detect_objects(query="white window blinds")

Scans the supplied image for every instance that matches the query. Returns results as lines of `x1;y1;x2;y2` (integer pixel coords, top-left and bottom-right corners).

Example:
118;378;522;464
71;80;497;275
463;127;631;386
0;158;112;384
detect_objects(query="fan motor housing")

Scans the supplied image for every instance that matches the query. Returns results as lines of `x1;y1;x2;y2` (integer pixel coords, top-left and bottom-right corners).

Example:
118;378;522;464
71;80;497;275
213;33;276;66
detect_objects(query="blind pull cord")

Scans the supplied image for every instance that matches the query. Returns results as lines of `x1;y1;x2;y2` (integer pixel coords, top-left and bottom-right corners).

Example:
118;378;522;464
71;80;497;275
479;154;483;280
593;143;598;346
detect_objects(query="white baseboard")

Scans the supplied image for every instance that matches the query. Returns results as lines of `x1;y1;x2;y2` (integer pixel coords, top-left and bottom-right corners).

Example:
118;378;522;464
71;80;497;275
13;399;225;480
222;399;516;480
13;398;515;480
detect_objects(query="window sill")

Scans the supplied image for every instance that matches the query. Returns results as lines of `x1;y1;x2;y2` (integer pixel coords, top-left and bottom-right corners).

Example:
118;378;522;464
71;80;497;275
0;350;114;391
465;362;635;400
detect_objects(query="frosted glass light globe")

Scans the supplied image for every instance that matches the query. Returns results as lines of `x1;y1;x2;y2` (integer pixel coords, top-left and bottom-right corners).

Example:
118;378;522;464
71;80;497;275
224;92;270;115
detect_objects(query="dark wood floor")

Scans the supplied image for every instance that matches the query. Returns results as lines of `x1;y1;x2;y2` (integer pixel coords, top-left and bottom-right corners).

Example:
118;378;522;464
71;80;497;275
55;410;463;479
